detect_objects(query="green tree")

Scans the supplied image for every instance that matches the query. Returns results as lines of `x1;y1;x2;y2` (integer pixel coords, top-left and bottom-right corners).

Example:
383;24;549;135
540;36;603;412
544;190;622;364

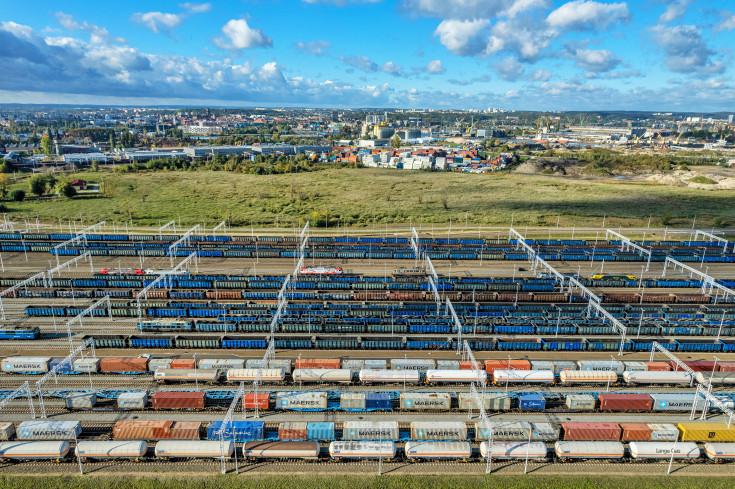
40;135;53;155
29;174;47;197
11;189;25;202
0;173;8;200
57;180;77;199
109;133;116;150
391;134;401;148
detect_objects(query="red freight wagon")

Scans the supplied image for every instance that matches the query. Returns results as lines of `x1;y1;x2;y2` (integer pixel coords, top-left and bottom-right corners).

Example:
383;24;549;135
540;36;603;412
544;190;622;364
484;359;531;374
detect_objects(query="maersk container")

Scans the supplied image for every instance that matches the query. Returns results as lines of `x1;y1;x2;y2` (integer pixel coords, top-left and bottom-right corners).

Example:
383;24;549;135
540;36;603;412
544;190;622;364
565;394;596;410
198;359;245;370
2;357;51;373
390;359;435;372
117;392;147;409
207;421;264;442
400;392;451;411
72;358;99;373
410;422;467;441
307;422;335;441
518;394;545;410
17;421;81;440
457;392;511;411
476;422;532;441
275;392;328;411
577;360;624;374
65;393;96;409
650;393;708;412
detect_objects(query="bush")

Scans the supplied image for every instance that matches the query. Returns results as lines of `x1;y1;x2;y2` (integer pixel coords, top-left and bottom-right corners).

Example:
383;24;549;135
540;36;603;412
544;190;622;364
28;174;47;196
0;203;7;212
688;176;717;184
713;216;726;228
661;212;673;226
540;168;554;174
57;181;78;199
11;189;25;202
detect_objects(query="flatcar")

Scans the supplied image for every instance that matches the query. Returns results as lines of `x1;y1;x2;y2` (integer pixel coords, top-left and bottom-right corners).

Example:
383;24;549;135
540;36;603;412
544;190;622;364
0;327;40;340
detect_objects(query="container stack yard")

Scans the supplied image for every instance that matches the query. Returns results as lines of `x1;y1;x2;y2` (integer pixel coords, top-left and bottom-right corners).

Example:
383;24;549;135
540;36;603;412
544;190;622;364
0;223;734;474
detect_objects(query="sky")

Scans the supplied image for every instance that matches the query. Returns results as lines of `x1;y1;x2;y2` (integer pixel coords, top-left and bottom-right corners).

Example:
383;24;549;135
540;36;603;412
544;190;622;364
0;0;734;111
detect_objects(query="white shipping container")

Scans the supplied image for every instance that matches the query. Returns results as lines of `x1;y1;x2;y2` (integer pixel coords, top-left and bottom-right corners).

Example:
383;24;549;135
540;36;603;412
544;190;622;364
410;422;467;440
342;421;399;441
73;358;100;373
530;361;554;371
276;391;328;410
198;359;245;370
476;422;531;441
480;441;547;460
400;392;451;410
647;424;679;442
1;357;50;373
623;361;648;372
246;358;292;373
629;442;700;460
0;422;16;441
339;392;365;411
148;359;173;371
649;393;708;411
457;392;511;411
342;360;364;374
577;360;624;374
565;394;596;410
365;359;387;370
532;422;560;441
65;393;96;409
553;361;576;375
117;392;148;409
17;421;81;440
390;359;435;372
437;360;460;370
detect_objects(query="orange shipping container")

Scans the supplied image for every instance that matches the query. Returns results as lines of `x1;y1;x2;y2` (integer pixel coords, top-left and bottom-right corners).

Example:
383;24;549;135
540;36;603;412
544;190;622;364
278;422;308;440
152;391;206;410
170;421;201;440
718;363;735;372
243;393;270;410
645;362;671;372
114;420;173;440
485;359;531;374
295;358;340;369
170;359;196;369
620;423;652;441
99;357;149;373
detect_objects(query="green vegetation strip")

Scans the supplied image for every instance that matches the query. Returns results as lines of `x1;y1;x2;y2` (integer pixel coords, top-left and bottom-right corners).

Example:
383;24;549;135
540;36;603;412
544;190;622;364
1;475;732;489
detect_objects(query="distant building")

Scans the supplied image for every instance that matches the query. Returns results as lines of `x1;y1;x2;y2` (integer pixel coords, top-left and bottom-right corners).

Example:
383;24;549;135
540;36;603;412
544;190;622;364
729;115;734;123
70;179;87;190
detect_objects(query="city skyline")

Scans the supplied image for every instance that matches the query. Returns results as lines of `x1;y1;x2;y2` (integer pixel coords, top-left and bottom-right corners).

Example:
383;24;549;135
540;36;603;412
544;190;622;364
0;0;733;111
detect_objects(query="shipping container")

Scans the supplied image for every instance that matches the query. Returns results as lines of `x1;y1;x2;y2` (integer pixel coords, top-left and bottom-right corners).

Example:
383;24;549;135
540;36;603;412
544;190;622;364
17;421;81;441
342;421;399;441
65;393;96;409
562;422;621;441
99;357;149;374
457;392;511;411
207;421;264;442
519;393;546;410
170;359;195;369
0;422;16;441
410;421;467;440
307;422;335;441
647;424;679;442
476;422;532;441
678;423;735;442
650;393;708;412
242;393;270;410
73;358;100;373
400;392;451;411
1;357;50;373
577;360;624;374
565;394;596;410
151;391;206;410
295;358;340;370
620;423;652;441
117;392;148;409
622;361;648;372
197;359;245;370
484;359;530;374
275;391;328;411
390;359;435;372
598;393;653;411
645;361;672;371
113;420;174;440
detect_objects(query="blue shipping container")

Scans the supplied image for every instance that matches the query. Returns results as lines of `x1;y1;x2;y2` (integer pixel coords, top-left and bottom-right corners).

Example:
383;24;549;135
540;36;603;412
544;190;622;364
207;421;264;442
518;394;546;410
306;422;335;440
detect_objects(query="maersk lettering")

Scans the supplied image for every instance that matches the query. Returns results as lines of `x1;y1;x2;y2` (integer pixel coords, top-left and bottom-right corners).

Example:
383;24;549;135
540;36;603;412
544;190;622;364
406;400;445;406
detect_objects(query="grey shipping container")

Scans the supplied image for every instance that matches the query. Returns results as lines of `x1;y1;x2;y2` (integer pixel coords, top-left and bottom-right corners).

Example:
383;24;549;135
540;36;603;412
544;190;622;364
565;394;596;410
65;393;97;409
17;421;81;440
457;392;511;411
117;392;148;409
0;422;15;441
400;392;451;410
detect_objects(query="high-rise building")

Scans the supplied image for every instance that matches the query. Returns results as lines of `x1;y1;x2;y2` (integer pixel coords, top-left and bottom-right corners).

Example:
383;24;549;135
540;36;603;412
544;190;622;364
729;115;734;123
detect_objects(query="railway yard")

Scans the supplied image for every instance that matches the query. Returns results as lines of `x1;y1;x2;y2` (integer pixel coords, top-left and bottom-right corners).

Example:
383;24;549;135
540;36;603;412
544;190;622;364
0;224;734;476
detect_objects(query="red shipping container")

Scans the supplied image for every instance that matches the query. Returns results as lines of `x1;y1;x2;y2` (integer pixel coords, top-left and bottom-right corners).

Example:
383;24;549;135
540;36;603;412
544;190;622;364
598;393;653;411
620;423;652;441
170;421;201;439
243;393;270;410
484;359;530;374
278;422;308;440
99;357;149;373
170;359;195;369
645;361;671;371
670;361;716;372
718;362;735;372
458;361;475;370
295;358;340;370
152;391;206;410
562;422;621;441
114;420;173;440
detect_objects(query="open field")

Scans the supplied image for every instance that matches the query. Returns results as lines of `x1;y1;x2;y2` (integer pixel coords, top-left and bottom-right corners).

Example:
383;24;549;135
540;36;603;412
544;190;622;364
3;168;734;229
2;474;735;488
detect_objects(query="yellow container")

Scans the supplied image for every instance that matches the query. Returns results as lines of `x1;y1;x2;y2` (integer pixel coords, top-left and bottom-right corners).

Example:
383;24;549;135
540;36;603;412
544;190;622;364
678;423;735;442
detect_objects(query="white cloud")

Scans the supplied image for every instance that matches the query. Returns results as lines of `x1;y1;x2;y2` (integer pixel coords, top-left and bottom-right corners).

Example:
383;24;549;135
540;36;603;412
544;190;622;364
715;10;735;32
426;59;445;74
215;19;272;50
54;12;122;44
651;24;724;75
658;0;694;23
493;57;525;81
529;69;552;81
434;19;489;55
564;45;621;72
180;2;212;14
380;61;403;76
546;0;631;32
486;19;557;62
340;54;378;72
295;40;331;55
130;12;183;34
400;0;545;19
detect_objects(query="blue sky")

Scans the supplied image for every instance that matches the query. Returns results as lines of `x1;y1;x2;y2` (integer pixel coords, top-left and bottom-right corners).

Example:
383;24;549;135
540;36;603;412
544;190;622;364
0;0;733;110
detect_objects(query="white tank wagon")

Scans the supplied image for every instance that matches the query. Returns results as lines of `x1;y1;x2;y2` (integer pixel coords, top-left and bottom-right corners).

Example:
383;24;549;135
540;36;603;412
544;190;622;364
275;391;328;411
342;421;399;441
457;392;511;411
492;369;554;385
426;369;487;384
76;441;148;461
154;368;222;383
704;443;735;462
554;441;625;461
410;422;467;441
695;372;735;385
559;370;617;385
404;441;472;461
292;369;352;384
329;441;396;460
480;441;548;460
623;371;693;386
243;441;321;460
0;441;70;461
359;369;420;384
400;392;451;411
17;421;81;441
1;357;51;374
225;368;286;383
155;440;233;460
629;442;701;460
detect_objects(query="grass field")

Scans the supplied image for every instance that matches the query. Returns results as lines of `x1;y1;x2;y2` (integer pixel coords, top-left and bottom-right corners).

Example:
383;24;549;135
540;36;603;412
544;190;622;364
1;475;732;489
2;167;733;229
